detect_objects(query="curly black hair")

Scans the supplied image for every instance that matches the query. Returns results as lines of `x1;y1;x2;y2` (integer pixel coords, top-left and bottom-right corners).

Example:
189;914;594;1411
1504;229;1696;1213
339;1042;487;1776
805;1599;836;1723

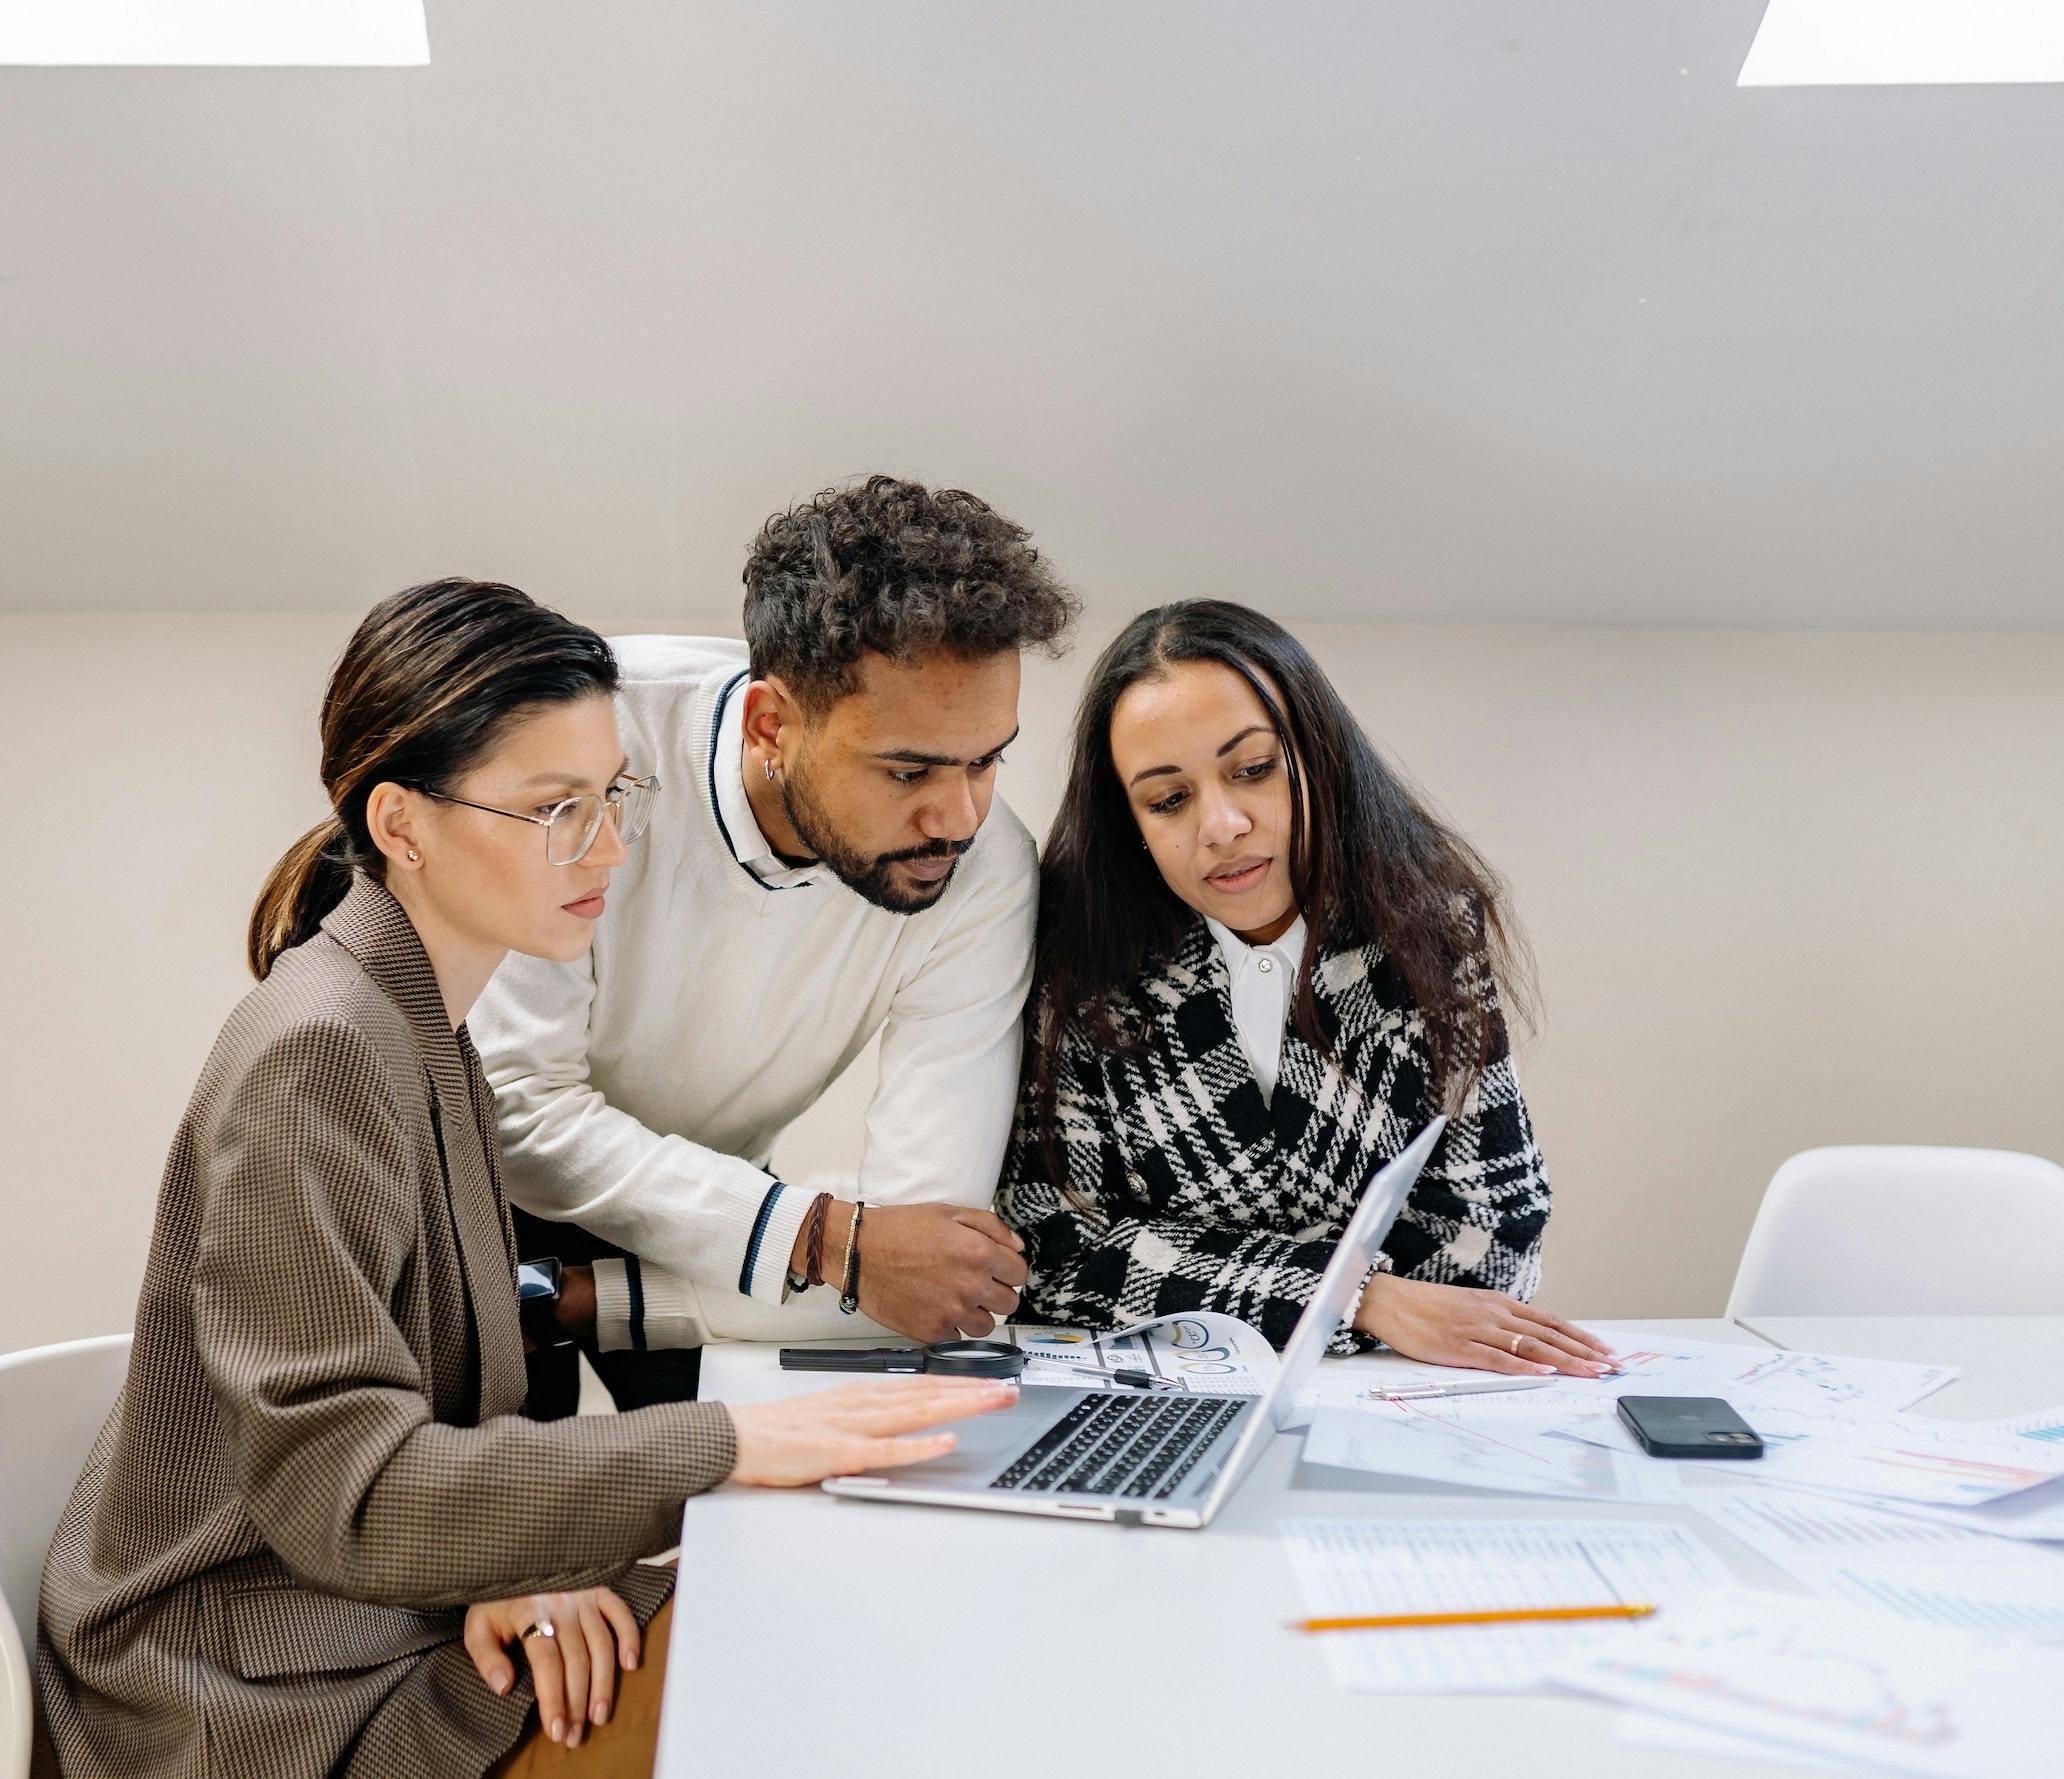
742;474;1079;708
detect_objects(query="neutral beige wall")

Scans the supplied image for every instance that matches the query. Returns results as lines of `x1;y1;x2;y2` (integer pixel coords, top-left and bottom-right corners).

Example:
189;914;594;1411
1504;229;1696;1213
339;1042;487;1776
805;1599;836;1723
4;612;2059;1355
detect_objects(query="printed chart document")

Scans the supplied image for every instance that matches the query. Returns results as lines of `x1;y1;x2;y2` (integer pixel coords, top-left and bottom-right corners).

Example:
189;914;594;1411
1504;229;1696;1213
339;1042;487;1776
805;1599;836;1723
1551;1589;2064;1779
1565;1329;1956;1416
1564;1401;2064;1509
1004;1311;1274;1395
1301;1399;1676;1504
1721;1405;2064;1508
1991;1401;2064;1447
1696;1489;2064;1641
1281;1517;1738;1693
1775;1470;2064;1544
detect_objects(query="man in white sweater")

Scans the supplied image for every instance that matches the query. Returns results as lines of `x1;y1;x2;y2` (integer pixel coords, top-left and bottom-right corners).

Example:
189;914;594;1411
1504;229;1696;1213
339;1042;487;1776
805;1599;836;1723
470;476;1078;1408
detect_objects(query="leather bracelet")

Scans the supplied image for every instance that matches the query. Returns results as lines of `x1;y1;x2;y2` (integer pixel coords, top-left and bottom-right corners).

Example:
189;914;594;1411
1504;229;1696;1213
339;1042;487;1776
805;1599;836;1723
803;1191;832;1288
786;1191;832;1293
838;1199;865;1315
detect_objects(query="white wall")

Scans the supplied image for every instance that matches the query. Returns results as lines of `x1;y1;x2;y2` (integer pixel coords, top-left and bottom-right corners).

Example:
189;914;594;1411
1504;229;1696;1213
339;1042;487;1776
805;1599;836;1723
4;610;2060;1355
8;2;2064;631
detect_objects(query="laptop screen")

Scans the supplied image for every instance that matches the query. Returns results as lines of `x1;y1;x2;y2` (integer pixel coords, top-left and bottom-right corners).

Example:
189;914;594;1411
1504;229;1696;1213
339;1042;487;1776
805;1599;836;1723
1262;1114;1447;1434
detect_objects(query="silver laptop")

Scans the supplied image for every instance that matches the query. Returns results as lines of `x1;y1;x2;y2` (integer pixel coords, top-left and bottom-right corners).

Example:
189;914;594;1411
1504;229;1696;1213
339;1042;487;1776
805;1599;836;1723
823;1116;1446;1529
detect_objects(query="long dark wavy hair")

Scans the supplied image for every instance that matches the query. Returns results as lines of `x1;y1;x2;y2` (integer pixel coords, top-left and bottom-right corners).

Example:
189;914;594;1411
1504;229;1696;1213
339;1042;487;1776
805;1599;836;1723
1030;600;1534;1154
246;579;618;978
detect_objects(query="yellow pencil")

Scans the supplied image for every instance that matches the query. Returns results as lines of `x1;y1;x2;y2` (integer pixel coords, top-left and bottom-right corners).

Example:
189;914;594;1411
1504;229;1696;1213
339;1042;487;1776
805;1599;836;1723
1289;1602;1656;1633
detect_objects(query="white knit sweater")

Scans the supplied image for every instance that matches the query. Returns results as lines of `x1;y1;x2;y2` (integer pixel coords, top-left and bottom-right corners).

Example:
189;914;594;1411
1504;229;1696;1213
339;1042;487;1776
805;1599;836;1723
468;634;1038;1348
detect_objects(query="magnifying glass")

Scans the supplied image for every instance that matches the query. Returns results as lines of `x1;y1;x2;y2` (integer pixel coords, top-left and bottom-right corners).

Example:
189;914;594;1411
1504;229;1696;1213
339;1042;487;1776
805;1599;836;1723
778;1339;1027;1380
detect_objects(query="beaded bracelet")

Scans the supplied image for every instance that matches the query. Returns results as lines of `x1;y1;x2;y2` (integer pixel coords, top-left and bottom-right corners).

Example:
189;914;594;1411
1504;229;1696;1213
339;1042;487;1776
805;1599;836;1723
838;1199;866;1315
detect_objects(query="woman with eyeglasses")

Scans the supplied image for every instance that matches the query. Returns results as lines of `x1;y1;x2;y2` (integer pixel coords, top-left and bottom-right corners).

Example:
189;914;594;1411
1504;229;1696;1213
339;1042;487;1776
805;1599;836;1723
998;600;1611;1377
33;580;1012;1779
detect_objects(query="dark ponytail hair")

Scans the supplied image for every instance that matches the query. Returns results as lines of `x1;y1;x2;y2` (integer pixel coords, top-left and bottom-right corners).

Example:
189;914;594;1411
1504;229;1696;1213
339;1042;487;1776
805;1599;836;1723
247;579;618;978
1032;601;1534;1157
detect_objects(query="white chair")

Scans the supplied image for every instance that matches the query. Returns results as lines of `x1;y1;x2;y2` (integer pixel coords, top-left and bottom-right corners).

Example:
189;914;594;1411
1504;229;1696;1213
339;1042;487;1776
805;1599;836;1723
1727;1146;2064;1317
0;1334;132;1779
0;1593;29;1779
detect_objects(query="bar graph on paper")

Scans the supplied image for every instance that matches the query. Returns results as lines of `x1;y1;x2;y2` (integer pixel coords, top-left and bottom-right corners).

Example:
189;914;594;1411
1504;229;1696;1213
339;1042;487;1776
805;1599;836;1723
1997;1406;2064;1446
1699;1490;2064;1643
1830;1564;2064;1641
1723;1406;2064;1507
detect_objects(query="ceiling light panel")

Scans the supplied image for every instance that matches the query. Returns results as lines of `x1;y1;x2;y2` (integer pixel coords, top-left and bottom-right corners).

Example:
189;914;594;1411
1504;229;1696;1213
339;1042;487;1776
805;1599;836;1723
0;0;429;66
1741;0;2064;87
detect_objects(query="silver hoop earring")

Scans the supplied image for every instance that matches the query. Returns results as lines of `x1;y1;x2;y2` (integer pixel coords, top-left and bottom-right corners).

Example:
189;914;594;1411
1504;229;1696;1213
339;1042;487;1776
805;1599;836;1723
763;759;777;782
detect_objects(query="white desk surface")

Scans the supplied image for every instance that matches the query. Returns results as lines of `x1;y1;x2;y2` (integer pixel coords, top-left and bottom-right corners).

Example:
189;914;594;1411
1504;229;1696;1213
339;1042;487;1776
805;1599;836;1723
658;1317;2064;1779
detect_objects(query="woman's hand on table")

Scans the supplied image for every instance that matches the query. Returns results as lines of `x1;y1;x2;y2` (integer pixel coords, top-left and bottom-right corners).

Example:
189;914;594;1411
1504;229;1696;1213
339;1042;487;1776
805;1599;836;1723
1353;1276;1616;1377
463;1586;640;1749
727;1376;1018;1487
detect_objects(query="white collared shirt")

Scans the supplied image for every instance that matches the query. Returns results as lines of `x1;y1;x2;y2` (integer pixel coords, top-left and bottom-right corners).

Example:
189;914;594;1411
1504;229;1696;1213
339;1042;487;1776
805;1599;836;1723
470;637;1039;1350
709;676;828;891
1203;913;1308;1108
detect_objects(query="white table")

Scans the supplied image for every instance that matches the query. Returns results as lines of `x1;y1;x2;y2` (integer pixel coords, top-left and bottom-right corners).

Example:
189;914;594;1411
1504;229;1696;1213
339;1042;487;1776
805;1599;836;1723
657;1317;2064;1779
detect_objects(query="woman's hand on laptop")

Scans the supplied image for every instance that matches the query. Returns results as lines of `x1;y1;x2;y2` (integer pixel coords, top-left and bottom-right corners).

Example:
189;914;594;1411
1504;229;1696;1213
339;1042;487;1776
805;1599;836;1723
726;1377;1019;1487
1353;1276;1615;1377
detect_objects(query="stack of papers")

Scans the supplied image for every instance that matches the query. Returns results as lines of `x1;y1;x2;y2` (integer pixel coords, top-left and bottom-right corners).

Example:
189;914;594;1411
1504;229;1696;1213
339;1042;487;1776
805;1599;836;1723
1297;1332;2058;1516
1531;1327;1957;1416
1301;1392;1675;1504
1277;1324;2064;1774
1562;1400;2064;1509
1280;1517;1737;1692
1298;1329;1953;1421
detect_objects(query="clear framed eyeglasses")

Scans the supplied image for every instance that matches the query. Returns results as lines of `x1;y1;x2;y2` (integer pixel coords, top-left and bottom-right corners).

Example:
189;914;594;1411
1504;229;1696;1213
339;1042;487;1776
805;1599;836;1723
411;774;658;865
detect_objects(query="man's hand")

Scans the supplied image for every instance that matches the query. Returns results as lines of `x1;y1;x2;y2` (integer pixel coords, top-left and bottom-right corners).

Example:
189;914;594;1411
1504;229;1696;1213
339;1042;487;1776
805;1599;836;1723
800;1201;1028;1341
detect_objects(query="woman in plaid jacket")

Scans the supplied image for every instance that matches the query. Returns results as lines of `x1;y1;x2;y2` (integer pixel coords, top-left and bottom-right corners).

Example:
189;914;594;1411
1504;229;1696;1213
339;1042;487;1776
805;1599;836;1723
999;601;1611;1374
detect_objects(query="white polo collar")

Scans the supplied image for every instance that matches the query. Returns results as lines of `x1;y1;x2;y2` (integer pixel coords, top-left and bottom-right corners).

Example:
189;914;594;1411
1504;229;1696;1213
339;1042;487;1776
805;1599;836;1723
1204;912;1307;982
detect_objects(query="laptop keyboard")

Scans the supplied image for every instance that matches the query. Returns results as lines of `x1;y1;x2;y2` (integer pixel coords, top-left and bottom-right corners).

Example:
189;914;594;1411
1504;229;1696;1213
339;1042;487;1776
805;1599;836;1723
990;1392;1247;1500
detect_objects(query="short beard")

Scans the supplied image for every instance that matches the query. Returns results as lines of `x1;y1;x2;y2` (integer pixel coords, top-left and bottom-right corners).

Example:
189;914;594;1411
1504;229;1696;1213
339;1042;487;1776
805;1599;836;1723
780;763;969;915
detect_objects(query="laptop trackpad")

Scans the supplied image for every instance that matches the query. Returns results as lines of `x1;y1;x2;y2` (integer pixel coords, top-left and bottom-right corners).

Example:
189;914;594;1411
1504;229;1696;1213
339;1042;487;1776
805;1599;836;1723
862;1388;1077;1486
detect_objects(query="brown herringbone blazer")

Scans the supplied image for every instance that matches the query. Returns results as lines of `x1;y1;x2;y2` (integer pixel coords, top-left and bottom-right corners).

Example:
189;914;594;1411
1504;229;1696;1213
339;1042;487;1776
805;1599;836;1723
34;876;736;1778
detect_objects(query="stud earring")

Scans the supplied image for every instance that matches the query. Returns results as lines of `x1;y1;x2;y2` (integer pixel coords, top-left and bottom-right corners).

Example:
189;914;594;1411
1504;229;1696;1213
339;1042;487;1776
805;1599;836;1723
406;849;420;863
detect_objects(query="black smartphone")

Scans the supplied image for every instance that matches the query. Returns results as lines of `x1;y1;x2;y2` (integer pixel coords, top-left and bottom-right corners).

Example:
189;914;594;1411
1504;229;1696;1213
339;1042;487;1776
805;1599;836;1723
1616;1395;1764;1460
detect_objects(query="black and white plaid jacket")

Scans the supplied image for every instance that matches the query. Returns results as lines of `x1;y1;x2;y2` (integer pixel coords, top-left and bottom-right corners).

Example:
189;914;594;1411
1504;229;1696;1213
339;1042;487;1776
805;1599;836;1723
997;917;1551;1352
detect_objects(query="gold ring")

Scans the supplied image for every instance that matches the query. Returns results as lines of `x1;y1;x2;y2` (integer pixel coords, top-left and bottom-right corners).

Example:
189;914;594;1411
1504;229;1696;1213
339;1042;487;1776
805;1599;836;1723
1508;1332;1525;1355
521;1621;556;1642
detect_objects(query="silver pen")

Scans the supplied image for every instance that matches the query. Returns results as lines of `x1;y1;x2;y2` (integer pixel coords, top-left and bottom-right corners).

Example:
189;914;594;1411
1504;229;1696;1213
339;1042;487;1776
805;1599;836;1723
1025;1358;1182;1391
1366;1377;1555;1402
